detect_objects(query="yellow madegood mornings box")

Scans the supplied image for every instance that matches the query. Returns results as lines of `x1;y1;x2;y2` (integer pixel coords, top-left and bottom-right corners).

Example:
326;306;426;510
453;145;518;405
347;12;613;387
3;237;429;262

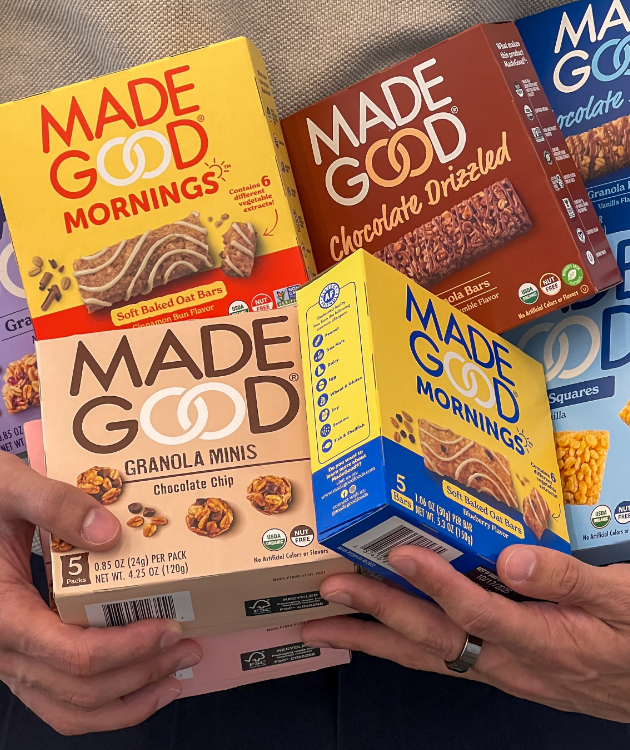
0;38;314;341
297;250;570;597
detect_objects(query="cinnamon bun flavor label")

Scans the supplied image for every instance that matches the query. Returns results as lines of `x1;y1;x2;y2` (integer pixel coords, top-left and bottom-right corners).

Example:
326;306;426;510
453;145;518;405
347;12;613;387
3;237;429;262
297;251;570;600
0;38;315;340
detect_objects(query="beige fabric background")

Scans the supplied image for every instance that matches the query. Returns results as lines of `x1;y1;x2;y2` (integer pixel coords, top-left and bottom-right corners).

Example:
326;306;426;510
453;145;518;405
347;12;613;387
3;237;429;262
1;0;563;117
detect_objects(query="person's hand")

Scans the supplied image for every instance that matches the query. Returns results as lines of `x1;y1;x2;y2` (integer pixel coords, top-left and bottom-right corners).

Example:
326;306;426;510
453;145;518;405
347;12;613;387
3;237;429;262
0;453;202;735
302;543;630;722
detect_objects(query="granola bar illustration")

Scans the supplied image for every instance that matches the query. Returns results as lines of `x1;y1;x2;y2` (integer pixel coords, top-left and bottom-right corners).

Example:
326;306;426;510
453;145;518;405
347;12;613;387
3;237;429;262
76;466;123;504
417;419;518;508
522;487;550;540
247;475;292;514
555;430;608;506
72;212;212;313
565;115;630;183
374;178;532;289
220;221;257;278
186;497;234;537
2;353;39;414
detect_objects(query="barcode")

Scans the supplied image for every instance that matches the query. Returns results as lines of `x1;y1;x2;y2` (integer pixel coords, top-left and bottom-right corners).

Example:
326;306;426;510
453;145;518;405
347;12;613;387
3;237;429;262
85;590;195;627
102;595;177;627
360;524;449;562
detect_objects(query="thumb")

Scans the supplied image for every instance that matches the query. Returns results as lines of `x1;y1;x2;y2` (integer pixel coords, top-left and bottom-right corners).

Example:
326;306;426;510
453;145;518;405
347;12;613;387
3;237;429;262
1;453;121;550
497;545;628;618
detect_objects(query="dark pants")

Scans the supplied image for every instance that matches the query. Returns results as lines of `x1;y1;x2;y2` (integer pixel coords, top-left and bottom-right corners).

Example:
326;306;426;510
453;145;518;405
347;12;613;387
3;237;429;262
1;555;628;750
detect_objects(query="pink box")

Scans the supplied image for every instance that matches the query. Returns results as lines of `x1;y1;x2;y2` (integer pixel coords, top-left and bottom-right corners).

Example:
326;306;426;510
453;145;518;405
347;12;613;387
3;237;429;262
24;419;350;697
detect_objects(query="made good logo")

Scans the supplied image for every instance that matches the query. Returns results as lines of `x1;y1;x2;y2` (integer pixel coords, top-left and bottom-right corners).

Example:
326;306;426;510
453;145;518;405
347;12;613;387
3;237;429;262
69;317;301;454
97;130;172;187
306;59;465;206
516;315;600;383
0;239;26;300
42;65;216;204
406;285;529;457
552;1;630;94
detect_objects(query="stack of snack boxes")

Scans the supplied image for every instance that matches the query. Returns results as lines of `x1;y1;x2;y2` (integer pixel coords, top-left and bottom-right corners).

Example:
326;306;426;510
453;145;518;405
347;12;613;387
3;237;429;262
0;38;354;691
506;0;630;565
282;22;622;334
2;7;630;701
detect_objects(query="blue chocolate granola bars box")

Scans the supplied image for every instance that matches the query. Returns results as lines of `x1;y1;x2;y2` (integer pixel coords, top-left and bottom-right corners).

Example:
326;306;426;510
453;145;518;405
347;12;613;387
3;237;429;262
505;236;630;565
517;0;630;235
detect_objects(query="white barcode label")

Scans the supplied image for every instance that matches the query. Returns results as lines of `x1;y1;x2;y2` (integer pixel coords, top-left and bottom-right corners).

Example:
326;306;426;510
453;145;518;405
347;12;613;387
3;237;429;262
85;591;195;627
343;517;462;571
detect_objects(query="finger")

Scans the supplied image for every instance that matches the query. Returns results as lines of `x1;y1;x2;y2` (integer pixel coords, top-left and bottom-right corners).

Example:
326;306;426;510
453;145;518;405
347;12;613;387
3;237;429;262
386;546;546;650
0;638;201;711
0;452;121;550
498;545;630;619
302;616;454;674
0;589;187;676
9;677;182;736
319;573;467;661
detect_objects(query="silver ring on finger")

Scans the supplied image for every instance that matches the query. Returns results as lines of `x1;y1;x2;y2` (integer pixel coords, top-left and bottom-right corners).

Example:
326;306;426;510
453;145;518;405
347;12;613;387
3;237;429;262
444;633;483;673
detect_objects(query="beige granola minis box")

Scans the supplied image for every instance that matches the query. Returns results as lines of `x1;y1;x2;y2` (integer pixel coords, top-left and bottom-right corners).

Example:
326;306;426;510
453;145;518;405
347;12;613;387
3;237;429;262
0;38;314;341
37;308;354;636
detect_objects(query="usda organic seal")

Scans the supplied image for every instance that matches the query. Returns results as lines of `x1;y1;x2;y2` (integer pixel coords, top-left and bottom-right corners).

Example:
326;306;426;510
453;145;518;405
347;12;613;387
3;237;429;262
262;528;287;552
591;505;612;530
518;282;539;305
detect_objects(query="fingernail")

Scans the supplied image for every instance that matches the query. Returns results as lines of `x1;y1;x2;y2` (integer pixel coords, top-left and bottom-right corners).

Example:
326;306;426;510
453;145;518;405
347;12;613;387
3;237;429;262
156;687;181;711
323;589;353;608
389;555;417;577
175;651;201;671
81;507;120;546
303;640;333;649
160;621;183;650
505;548;537;583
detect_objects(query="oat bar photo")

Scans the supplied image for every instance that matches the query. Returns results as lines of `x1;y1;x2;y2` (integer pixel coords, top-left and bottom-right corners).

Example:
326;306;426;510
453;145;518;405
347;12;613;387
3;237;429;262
2;353;39;414
220;221;257;278
417;418;518;508
565;115;630;183
522;487;550;540
73;212;212;313
554;430;609;506
374;178;532;289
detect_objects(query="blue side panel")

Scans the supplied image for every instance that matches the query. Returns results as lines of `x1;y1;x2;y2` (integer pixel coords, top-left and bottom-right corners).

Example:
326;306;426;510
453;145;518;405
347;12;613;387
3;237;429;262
313;436;388;538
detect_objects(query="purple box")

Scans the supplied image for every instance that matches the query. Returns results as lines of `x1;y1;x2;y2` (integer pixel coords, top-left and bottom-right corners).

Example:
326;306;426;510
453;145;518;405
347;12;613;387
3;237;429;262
0;199;39;455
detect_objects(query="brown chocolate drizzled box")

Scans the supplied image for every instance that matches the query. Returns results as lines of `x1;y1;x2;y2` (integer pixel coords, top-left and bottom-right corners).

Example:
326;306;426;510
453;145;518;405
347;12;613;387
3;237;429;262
282;22;622;333
37;307;354;636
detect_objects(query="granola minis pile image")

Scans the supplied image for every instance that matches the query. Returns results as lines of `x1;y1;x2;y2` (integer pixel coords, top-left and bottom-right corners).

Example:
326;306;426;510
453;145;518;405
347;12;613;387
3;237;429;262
2;353;39;415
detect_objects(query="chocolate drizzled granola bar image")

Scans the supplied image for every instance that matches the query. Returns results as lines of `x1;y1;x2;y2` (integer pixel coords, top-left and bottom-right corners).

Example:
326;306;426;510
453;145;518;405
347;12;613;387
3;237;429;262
374;178;532;289
565;115;630;183
72;212;212;313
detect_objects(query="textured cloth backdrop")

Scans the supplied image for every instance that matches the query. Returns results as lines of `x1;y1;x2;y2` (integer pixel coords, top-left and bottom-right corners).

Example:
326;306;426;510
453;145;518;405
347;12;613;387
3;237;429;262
1;0;565;116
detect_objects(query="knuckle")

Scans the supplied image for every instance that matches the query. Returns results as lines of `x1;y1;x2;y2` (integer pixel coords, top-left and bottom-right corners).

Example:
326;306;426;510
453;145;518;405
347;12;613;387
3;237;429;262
36;479;77;532
553;557;586;601
67;685;102;712
63;640;97;678
460;603;496;637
